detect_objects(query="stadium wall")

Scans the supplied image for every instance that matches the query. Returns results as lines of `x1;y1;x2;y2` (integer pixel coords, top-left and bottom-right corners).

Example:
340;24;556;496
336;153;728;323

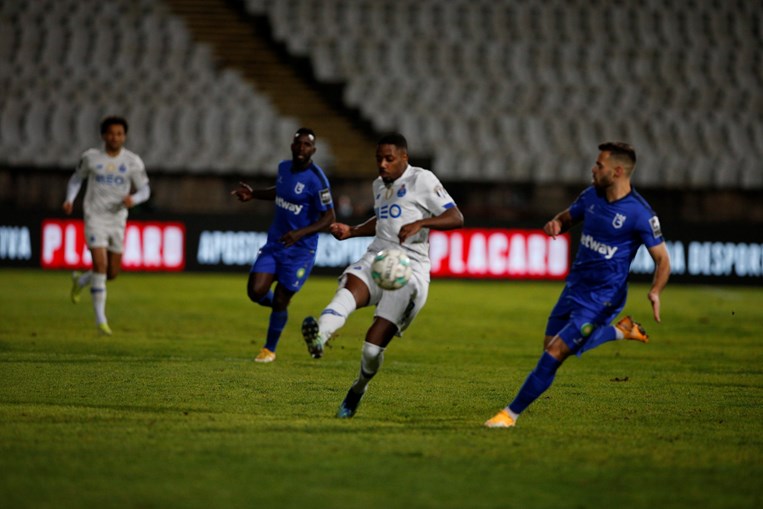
2;211;762;286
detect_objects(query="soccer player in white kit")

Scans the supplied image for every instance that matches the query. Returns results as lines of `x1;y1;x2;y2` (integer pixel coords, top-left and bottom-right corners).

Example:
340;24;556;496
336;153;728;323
301;133;463;418
62;116;151;335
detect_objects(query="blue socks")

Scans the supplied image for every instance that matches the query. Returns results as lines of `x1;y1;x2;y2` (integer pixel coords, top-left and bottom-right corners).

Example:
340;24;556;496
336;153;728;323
264;310;288;352
508;352;562;415
252;289;282;352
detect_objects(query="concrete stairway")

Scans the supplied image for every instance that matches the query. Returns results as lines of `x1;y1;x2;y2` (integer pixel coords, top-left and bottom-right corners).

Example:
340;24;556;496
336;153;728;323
162;0;378;178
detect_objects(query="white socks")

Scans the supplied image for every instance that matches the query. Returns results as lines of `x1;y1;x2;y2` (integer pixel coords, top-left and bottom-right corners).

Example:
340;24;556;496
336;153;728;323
318;287;357;343
90;273;107;325
78;270;93;288
350;342;385;394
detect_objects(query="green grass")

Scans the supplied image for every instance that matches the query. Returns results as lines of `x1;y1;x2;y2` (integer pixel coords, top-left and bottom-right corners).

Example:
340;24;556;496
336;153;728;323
0;268;761;509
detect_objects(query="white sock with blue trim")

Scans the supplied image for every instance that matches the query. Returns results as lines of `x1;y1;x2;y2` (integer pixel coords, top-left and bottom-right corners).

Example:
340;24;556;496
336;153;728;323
318;287;356;343
90;273;107;325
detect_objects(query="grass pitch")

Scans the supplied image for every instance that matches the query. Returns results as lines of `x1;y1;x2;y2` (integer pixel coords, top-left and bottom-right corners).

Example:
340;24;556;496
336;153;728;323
0;269;761;509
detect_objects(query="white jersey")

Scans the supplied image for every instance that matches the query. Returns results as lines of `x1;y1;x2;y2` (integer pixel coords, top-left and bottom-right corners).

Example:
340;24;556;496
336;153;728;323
75;147;149;224
367;165;457;274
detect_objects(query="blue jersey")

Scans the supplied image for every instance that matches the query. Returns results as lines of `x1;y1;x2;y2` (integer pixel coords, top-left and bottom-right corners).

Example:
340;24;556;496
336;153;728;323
566;186;664;303
268;160;333;251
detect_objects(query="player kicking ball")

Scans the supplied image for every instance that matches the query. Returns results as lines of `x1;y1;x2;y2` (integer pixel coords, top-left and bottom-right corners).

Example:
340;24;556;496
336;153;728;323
485;142;670;428
301;133;463;418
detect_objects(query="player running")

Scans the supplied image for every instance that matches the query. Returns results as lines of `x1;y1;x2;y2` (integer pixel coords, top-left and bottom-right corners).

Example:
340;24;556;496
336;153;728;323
301;133;464;418
485;142;671;428
231;127;334;363
63;116;150;335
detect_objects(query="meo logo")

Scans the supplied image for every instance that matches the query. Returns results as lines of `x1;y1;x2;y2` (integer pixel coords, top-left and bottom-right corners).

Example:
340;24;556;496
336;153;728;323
376;204;402;219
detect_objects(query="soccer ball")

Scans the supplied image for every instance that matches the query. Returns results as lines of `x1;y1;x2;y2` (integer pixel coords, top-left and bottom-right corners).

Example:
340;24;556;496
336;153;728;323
371;249;412;290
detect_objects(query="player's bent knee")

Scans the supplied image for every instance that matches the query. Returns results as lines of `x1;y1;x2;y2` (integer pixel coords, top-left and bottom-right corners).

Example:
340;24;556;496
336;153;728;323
247;287;264;304
545;336;570;361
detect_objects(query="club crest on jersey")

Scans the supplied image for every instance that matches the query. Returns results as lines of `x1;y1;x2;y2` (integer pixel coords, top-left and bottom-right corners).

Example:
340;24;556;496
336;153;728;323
118;164;127;173
612;213;626;229
294;182;305;194
397;184;407;198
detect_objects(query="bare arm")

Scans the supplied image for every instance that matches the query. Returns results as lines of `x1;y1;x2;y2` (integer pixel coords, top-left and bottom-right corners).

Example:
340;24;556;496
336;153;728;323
330;216;378;241
398;206;464;243
544;209;578;239
279;207;337;247
231;182;277;202
646;242;671;323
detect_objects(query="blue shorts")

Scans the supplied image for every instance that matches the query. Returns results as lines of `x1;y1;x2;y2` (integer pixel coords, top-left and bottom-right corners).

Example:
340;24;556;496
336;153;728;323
545;283;626;353
250;242;316;293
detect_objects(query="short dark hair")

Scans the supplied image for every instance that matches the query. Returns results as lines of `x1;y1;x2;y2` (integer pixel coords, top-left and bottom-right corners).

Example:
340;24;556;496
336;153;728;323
294;127;316;140
378;133;408;152
598;141;636;166
100;116;128;134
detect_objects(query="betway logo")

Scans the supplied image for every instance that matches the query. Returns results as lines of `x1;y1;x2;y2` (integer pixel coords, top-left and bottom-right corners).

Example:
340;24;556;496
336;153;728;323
275;196;303;215
580;234;618;259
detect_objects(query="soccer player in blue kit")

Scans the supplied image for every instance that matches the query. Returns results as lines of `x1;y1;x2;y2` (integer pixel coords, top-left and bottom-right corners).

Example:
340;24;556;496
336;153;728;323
231;128;335;363
485;142;671;428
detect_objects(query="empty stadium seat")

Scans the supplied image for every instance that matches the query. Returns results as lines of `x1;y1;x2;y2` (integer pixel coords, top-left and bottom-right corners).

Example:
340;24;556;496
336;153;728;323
0;0;313;176
2;0;761;190
247;0;762;188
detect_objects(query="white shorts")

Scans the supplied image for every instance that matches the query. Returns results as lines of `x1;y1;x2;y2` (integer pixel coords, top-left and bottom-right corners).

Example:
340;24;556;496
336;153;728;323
340;249;430;334
84;215;126;253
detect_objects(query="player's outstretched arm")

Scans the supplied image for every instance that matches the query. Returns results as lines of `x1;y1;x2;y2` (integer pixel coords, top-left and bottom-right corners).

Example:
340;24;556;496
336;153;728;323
330;216;377;240
544;209;575;239
647;243;671;322
231;182;276;202
398;206;463;243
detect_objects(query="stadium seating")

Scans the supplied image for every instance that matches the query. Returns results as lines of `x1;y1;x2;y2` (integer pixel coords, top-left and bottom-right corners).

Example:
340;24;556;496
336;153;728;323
247;0;762;189
0;0;316;174
1;0;760;190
